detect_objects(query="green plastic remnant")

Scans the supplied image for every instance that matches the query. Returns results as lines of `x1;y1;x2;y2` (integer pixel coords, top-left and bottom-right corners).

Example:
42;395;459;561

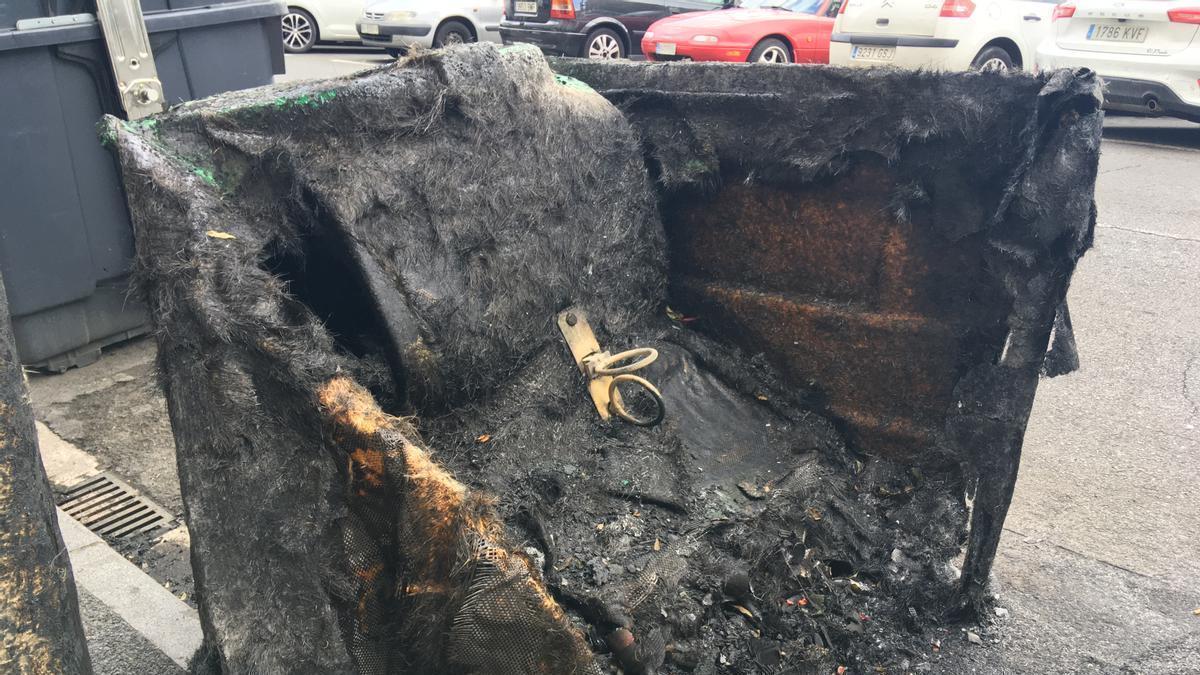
554;74;594;93
118;118;160;135
98;122;118;148
99;117;159;148
193;167;218;186
274;90;338;109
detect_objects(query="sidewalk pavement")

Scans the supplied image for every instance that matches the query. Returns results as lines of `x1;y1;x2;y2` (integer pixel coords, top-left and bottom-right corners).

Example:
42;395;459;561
38;422;202;674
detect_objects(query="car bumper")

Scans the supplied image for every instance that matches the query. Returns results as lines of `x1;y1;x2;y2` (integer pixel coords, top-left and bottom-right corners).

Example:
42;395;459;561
829;34;969;71
642;39;751;63
1101;77;1200;121
1036;43;1200;119
500;22;586;57
356;21;433;48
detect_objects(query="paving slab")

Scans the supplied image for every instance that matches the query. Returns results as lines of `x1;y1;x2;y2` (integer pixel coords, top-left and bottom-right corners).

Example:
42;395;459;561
77;588;185;675
58;508;203;669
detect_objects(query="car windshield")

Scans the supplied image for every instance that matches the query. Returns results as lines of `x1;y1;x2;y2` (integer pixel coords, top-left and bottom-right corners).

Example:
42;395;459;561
737;0;825;13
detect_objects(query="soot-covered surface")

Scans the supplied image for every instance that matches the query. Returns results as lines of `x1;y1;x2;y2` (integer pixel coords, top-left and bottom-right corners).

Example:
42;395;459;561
103;44;1100;674
554;56;1102;615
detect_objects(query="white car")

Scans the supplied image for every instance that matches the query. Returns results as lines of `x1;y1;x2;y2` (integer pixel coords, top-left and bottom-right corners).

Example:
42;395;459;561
282;0;368;53
1037;1;1200;122
830;0;1061;71
357;0;503;57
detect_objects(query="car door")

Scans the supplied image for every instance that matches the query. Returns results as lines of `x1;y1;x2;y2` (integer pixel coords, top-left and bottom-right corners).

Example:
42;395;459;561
663;0;727;14
600;0;674;51
476;0;505;43
804;0;842;61
787;0;841;62
322;0;370;41
1010;0;1059;62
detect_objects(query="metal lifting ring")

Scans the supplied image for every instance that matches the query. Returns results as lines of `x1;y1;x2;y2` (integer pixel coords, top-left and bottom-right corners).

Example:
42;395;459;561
607;374;665;427
558;308;666;427
609;372;667;425
592;347;658;377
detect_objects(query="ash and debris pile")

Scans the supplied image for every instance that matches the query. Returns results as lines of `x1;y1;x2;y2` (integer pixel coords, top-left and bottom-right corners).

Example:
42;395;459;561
103;43;1101;674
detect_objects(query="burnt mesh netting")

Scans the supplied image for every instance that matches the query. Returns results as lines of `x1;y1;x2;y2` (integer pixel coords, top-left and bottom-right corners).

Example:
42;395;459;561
104;44;1101;674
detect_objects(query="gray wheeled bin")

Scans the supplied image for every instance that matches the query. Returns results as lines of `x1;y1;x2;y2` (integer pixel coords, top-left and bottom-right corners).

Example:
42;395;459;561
0;0;285;370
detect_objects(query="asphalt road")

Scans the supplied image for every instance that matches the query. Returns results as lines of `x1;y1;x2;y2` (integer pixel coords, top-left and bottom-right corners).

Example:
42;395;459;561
972;114;1200;672
274;46;393;82
27;50;1199;673
1016;116;1200;590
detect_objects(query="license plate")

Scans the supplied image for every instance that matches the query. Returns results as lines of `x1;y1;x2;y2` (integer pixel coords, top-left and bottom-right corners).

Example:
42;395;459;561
656;42;676;56
361;23;379;35
515;1;538;13
1087;23;1148;43
852;45;895;61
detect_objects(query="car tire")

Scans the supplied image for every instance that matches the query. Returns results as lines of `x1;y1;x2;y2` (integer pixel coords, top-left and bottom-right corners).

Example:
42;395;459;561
749;38;791;64
386;48;403;59
434;20;474;48
584;28;625;60
971;46;1015;72
281;7;317;54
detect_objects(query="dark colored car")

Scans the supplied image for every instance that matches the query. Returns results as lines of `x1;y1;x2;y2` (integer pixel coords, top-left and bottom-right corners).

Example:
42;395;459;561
501;0;728;59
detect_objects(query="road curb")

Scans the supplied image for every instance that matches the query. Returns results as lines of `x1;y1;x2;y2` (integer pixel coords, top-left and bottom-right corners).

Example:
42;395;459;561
57;507;203;669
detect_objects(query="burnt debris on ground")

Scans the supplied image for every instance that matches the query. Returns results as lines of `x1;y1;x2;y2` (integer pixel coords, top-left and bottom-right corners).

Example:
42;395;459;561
102;44;1100;674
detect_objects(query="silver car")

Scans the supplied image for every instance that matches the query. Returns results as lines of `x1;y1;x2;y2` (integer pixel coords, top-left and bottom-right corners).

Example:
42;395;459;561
357;0;503;57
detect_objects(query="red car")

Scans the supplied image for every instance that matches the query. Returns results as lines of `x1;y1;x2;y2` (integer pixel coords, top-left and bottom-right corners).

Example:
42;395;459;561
642;0;842;64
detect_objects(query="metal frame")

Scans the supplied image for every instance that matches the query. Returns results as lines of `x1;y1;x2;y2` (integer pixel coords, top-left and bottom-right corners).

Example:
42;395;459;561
94;0;165;118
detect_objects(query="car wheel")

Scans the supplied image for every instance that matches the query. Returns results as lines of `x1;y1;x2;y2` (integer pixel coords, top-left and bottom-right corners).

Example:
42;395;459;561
281;8;317;53
386;48;403;59
434;20;473;48
749;38;791;64
971;46;1015;72
584;28;625;60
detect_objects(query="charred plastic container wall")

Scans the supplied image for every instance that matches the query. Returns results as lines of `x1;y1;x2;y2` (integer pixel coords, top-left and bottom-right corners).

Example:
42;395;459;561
0;0;284;370
554;58;1101;597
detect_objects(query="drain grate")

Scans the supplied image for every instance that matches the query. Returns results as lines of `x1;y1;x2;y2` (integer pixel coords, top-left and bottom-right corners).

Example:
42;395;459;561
57;472;174;539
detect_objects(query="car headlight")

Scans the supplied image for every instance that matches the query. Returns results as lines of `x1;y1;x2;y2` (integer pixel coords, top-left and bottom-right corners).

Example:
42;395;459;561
691;35;719;43
385;10;417;21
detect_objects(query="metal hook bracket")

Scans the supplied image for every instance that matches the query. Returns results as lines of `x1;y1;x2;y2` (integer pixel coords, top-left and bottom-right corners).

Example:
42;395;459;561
557;308;664;427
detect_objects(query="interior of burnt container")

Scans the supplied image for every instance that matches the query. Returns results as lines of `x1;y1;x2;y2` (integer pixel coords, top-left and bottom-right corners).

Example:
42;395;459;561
255;136;1022;673
660;156;1014;463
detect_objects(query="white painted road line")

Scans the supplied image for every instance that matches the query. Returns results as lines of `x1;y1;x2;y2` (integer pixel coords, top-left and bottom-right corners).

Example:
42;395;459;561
57;509;203;669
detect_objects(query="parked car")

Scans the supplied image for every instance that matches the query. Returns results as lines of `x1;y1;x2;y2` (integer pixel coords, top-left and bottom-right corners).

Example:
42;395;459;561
829;0;1060;71
500;0;726;59
282;0;368;53
643;0;842;63
358;0;504;57
1037;1;1200;122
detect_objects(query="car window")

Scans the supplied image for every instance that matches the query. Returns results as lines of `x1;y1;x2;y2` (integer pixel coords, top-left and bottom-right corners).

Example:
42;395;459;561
825;0;844;16
660;0;727;7
739;0;826;14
